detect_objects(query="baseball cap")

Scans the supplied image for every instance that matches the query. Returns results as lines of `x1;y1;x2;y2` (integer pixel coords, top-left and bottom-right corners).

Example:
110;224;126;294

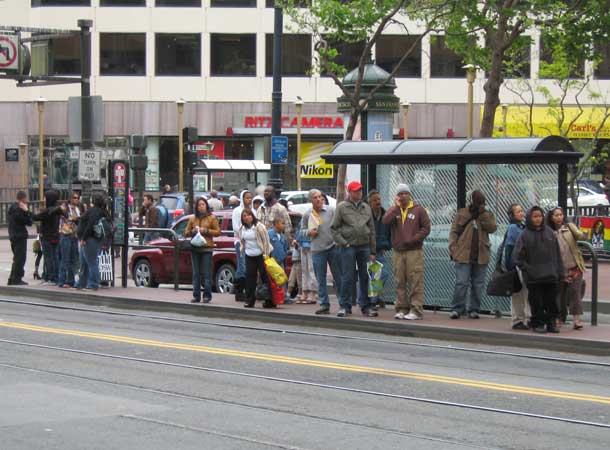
347;181;363;192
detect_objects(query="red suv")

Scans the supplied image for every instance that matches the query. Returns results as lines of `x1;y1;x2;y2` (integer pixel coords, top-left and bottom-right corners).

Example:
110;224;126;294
130;209;300;293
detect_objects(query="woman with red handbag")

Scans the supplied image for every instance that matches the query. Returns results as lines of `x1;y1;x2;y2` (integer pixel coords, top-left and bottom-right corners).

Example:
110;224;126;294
547;207;587;330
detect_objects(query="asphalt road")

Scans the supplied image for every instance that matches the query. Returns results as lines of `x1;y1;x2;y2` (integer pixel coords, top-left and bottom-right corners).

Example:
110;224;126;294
1;296;609;450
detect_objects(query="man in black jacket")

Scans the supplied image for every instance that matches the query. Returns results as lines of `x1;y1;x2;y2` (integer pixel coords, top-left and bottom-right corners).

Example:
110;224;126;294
8;191;33;285
33;190;66;284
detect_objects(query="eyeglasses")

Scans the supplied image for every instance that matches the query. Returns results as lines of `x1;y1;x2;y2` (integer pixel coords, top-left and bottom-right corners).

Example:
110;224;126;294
72;196;79;200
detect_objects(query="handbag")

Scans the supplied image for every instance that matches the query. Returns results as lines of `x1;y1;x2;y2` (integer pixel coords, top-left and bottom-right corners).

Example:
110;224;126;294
486;232;522;297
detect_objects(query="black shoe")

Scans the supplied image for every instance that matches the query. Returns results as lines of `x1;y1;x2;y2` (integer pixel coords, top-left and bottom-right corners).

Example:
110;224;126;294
262;301;277;309
547;325;560;334
16;280;28;286
244;302;255;308
315;306;330;315
512;322;529;330
6;280;14;286
190;297;201;303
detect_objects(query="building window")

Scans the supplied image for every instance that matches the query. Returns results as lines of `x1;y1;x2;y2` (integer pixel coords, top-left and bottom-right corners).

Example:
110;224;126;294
31;35;81;76
376;35;421;78
539;35;585;79
594;43;610;80
265;34;311;77
211;0;256;6
100;33;146;76
320;37;366;77
430;35;466;78
266;0;308;6
31;0;90;5
100;0;145;5
210;34;256;76
155;0;200;5
155;34;201;76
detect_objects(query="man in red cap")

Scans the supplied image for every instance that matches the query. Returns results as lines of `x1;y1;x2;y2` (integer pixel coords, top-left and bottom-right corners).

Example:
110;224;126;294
330;180;377;317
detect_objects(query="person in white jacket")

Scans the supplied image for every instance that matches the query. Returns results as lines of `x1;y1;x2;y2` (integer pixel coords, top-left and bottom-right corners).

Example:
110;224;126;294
232;189;253;301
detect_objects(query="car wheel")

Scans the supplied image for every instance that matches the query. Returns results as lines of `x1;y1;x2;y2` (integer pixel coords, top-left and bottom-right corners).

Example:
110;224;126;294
215;263;235;293
133;259;159;288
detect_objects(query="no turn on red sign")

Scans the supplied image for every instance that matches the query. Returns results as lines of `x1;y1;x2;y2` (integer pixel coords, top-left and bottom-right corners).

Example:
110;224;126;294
0;35;19;71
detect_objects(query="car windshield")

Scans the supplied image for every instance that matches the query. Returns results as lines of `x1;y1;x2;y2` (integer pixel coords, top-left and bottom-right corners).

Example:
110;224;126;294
160;197;178;210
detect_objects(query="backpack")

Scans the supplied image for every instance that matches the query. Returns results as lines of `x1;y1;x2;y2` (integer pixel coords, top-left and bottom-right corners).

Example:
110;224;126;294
93;216;113;240
157;204;170;229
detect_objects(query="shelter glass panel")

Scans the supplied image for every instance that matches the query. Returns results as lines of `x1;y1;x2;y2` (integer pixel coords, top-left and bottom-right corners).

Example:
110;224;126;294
211;0;256;6
32;0;90;5
376;35;422;78
466;163;558;312
155;0;200;5
100;0;145;5
430;35;466;78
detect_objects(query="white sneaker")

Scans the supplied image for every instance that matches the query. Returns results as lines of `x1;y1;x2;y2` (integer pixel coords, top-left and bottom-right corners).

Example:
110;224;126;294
404;313;422;320
394;312;405;320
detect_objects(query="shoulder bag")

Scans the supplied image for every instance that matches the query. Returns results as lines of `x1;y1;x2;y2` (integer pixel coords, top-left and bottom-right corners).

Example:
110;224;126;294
486;232;522;297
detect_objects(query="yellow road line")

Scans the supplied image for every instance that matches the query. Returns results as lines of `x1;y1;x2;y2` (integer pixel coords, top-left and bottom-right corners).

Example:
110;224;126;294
2;321;610;405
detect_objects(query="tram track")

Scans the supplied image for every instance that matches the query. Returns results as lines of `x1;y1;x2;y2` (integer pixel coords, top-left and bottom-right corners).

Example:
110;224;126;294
1;337;609;431
1;297;608;368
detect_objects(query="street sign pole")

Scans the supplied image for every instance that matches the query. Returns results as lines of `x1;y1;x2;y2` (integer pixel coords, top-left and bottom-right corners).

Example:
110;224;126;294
270;4;283;193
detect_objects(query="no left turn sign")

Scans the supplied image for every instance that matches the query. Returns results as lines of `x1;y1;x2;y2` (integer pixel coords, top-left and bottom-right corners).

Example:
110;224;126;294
0;35;19;71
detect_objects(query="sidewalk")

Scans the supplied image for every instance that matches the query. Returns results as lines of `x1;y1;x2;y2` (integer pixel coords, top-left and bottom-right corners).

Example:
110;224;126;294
1;238;609;355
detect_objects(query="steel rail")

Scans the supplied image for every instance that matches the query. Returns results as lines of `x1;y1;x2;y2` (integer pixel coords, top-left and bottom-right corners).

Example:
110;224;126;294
0;338;608;430
1;297;609;368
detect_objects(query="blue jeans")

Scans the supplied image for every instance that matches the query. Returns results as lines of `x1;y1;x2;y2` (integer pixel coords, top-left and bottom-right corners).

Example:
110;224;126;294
41;239;59;283
78;238;101;289
339;245;371;311
235;241;246;280
191;250;212;301
312;246;341;308
58;235;77;286
451;262;488;314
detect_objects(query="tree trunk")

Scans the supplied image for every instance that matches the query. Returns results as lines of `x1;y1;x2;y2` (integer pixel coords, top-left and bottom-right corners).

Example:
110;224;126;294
480;50;505;138
335;108;360;201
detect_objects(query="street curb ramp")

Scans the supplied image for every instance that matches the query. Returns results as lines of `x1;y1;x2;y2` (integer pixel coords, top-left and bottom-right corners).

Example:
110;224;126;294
0;286;608;356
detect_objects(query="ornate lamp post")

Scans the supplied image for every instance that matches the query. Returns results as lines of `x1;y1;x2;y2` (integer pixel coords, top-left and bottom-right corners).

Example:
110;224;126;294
501;103;508;138
401;100;410;140
176;98;186;191
463;64;477;138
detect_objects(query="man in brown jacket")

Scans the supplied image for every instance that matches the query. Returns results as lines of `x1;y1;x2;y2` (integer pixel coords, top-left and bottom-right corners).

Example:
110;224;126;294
382;183;431;320
448;190;497;319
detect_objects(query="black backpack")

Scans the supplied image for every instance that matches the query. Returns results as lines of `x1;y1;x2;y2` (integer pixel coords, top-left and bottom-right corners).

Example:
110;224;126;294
94;216;113;240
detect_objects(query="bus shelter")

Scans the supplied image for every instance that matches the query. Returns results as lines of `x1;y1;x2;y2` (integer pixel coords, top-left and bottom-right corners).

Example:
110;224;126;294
322;136;582;314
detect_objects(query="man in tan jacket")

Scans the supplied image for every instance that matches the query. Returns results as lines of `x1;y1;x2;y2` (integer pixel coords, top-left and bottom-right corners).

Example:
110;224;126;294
448;190;497;319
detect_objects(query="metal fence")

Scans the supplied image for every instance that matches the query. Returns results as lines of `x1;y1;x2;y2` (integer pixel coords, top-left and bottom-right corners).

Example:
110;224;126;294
377;163;559;314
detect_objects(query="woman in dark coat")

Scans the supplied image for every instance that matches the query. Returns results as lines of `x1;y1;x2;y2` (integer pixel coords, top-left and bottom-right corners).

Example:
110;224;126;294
512;206;564;333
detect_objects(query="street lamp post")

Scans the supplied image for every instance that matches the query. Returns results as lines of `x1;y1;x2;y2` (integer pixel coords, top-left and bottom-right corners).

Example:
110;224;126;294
501;103;508;138
37;97;47;202
294;97;304;190
463;64;477;138
176;98;186;192
401;100;410;140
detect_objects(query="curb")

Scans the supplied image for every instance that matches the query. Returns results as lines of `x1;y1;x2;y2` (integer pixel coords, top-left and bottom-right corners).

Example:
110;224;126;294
1;286;608;356
583;300;610;315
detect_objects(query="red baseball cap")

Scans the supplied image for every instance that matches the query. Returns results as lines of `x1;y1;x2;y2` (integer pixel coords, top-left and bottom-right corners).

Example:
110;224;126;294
347;181;363;192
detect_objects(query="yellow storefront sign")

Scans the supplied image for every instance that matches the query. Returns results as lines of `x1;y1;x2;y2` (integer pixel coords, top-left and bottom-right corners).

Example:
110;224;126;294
300;142;334;179
491;106;610;138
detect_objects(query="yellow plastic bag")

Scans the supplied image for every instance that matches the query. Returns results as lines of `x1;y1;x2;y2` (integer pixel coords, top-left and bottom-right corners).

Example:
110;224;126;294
264;256;288;285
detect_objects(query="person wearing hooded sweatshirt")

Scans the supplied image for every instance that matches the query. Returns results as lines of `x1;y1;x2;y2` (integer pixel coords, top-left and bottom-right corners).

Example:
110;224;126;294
76;193;107;291
33;190;66;284
449;190;497;319
7;191;33;286
504;203;530;330
382;183;431;320
232;189;253;301
512;206;564;334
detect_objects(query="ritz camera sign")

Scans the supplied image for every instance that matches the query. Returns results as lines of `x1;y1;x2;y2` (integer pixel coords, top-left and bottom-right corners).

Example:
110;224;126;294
78;150;101;182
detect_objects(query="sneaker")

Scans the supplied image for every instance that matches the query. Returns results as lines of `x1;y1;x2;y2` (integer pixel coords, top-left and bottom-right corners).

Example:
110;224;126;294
362;309;378;317
468;311;480;319
394;312;405;320
546;325;560;334
337;308;347;317
191;298;201;303
404;313;422;320
533;325;547;333
512;322;528;330
449;311;460;319
315;306;330;315
202;298;211;304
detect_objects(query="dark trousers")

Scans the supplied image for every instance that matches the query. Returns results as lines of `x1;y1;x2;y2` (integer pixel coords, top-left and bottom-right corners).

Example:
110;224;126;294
41;239;59;283
9;238;27;283
527;283;559;328
191;250;212;301
245;254;267;306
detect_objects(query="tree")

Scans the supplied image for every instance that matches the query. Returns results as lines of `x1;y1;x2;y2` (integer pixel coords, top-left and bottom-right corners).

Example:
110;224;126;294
440;0;610;137
280;0;454;199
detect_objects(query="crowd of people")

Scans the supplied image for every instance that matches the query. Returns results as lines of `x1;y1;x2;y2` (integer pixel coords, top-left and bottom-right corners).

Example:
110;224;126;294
7;181;590;333
8;190;113;292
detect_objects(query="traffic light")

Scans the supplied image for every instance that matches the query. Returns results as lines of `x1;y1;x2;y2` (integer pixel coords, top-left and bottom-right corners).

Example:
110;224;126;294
182;127;198;144
184;151;198;169
130;154;148;170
